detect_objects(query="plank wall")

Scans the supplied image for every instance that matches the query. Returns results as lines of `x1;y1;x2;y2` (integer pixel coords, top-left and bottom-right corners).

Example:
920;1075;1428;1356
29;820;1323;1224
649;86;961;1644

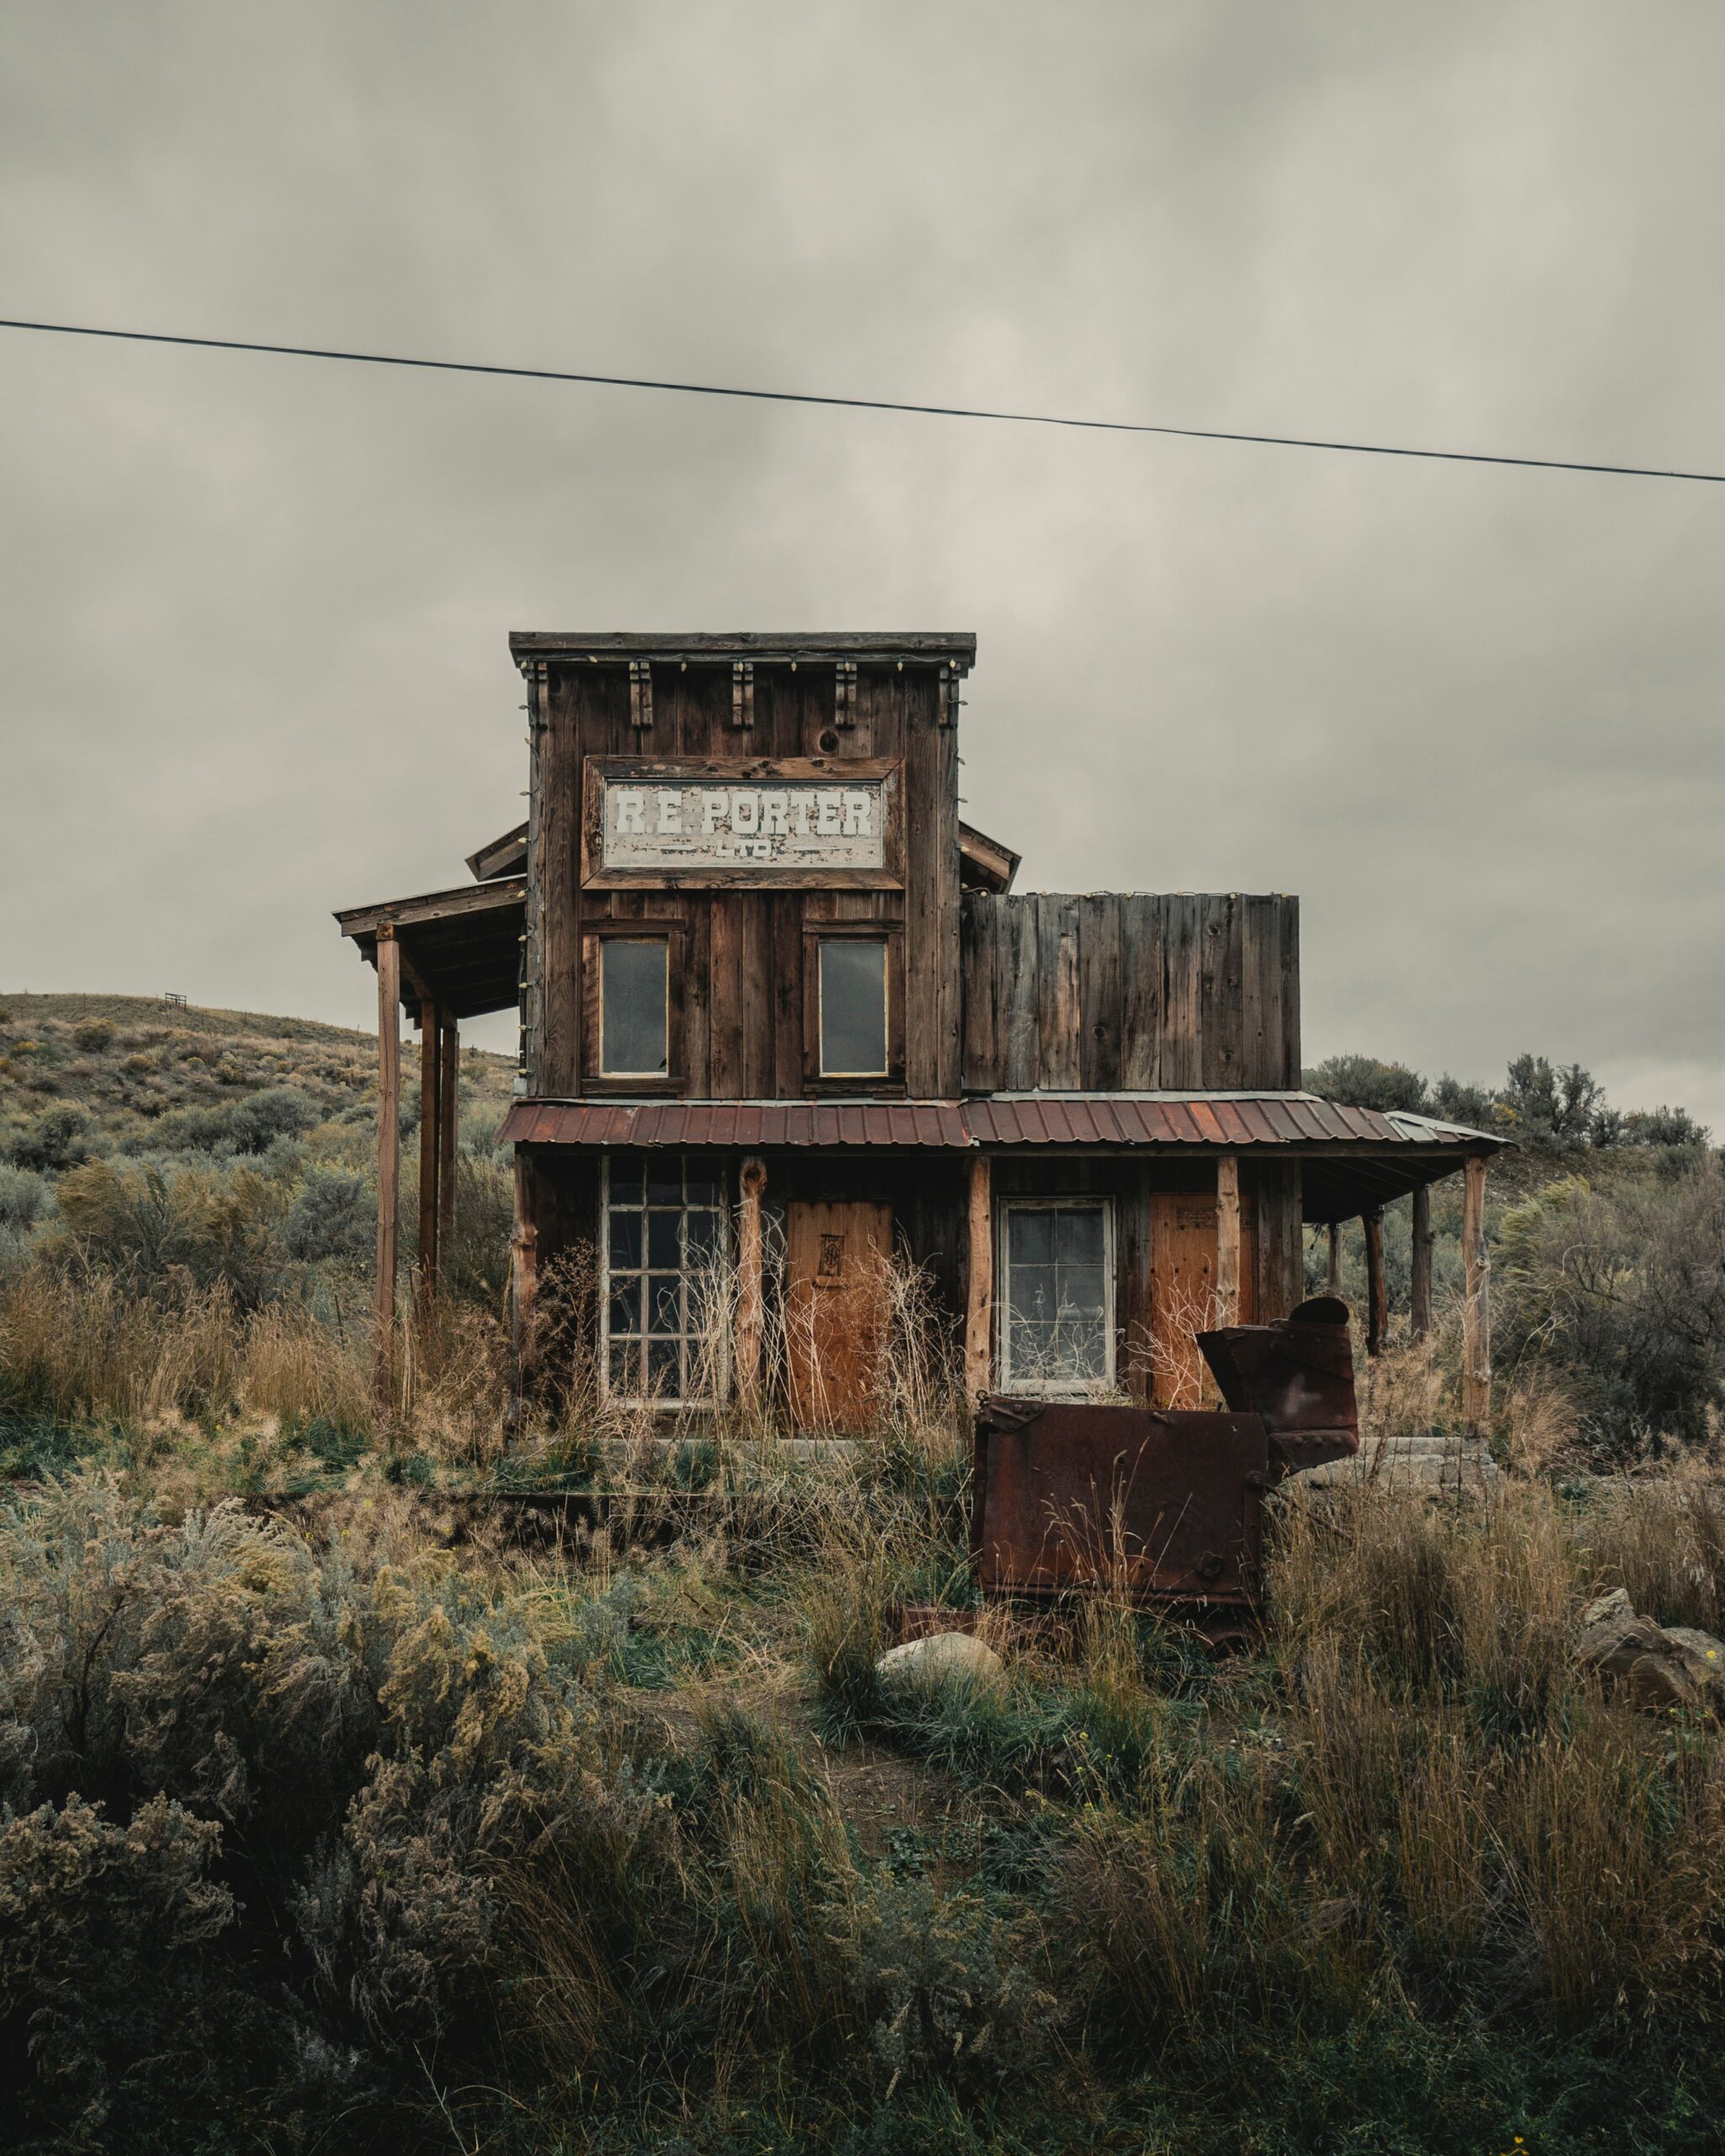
960;890;1300;1094
524;660;960;1098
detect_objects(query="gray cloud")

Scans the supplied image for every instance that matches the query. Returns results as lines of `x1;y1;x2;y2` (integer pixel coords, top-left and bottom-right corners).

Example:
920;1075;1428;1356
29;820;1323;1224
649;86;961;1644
3;1;1722;1116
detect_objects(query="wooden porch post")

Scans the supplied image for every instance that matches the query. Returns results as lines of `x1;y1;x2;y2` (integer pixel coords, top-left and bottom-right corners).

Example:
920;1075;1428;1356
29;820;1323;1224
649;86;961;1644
437;1010;459;1250
1409;1183;1434;1342
1215;1155;1241;1328
964;1152;993;1399
373;929;402;1414
1461;1155;1492;1434
417;999;441;1291
1362;1209;1386;1355
1327;1219;1343;1297
737;1156;766;1407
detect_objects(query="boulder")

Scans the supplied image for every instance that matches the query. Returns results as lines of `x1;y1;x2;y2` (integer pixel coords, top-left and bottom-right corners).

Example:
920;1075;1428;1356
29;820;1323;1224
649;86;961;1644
876;1630;1004;1688
1575;1589;1724;1711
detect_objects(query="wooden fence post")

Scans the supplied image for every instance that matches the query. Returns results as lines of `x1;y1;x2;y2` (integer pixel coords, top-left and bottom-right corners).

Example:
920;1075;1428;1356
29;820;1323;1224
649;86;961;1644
964;1152;993;1400
1215;1155;1242;1329
1362;1208;1386;1356
374;930;401;1415
1410;1182;1434;1342
737;1156;766;1407
417;999;441;1291
1461;1155;1492;1434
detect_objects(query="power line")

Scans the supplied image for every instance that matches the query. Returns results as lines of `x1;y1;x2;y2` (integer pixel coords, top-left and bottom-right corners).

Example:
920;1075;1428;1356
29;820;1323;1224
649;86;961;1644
1;312;1721;486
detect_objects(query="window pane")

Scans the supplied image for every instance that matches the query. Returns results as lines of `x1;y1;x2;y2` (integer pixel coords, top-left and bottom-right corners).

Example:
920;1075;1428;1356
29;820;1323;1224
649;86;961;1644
1058;1209;1105;1267
608;1211;642;1271
608;1154;645;1207
1011;1263;1057;1322
686;1210;721;1265
1008;1209;1055;1267
609;1341;640;1395
601;940;668;1075
648;1276;682;1333
608;1277;641;1335
819;939;888;1075
648;1211;681;1269
1059;1265;1108;1320
648;1339;680;1396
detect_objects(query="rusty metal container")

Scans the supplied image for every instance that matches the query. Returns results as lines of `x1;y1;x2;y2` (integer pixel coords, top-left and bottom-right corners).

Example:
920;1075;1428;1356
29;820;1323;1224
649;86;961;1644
972;1297;1359;1613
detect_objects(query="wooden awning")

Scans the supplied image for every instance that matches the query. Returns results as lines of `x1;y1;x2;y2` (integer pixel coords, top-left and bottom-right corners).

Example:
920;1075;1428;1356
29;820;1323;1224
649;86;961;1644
334;878;523;1021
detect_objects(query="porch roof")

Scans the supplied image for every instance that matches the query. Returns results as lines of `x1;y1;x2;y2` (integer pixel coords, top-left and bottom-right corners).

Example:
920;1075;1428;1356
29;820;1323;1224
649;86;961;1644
499;1091;1504;1220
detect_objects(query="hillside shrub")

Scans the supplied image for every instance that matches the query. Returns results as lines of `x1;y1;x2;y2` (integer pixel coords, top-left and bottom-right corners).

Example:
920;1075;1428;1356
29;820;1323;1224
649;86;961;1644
0;1164;51;1235
72;1017;115;1053
144;1085;323;1158
7;1104;98;1174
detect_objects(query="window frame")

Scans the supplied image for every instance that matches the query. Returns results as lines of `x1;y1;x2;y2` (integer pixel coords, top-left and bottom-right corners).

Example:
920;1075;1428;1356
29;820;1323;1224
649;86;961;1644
802;924;904;1091
582;921;686;1093
599;1150;731;1410
996;1195;1116;1398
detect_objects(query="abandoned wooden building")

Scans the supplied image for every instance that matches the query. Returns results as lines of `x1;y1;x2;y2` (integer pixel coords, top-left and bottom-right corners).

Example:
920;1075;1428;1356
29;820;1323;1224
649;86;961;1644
337;631;1502;1431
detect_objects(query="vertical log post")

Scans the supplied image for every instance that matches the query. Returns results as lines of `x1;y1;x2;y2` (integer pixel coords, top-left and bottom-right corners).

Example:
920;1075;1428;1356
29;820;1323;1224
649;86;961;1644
1461;1155;1492;1435
437;1011;459;1252
1409;1182;1434;1342
1362;1208;1387;1355
737;1156;766;1410
964;1152;994;1400
1215;1155;1242;1329
373;930;402;1416
417;999;441;1292
1327;1219;1343;1297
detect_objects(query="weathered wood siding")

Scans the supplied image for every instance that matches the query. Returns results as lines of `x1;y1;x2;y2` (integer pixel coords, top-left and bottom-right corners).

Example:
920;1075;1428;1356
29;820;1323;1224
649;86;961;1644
525;661;959;1098
961;891;1300;1094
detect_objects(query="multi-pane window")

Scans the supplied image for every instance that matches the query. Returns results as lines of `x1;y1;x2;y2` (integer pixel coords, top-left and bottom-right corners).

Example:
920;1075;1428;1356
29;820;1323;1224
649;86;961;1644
818;937;888;1076
999;1200;1113;1394
599;938;669;1076
604;1151;725;1404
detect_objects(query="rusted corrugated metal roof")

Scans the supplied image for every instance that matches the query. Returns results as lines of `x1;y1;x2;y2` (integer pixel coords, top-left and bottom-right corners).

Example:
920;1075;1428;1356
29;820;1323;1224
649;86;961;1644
499;1092;1499;1153
499;1100;972;1149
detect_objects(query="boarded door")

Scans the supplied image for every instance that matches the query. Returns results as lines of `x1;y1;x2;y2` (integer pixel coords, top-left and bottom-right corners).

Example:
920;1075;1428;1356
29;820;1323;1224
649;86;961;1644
786;1201;894;1433
1148;1192;1258;1409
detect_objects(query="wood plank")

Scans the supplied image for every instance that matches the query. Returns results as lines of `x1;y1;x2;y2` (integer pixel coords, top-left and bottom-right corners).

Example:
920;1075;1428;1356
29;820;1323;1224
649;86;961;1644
1278;894;1301;1088
932;714;963;1092
1118;894;1164;1089
509;1149;540;1428
742;894;775;1097
1250;1161;1301;1320
785;1199;894;1433
1078;893;1122;1090
1461;1156;1492;1433
1161;895;1202;1088
961;894;1001;1091
903;677;940;1094
374;931;401;1412
1327;1219;1343;1296
1149;1187;1217;1409
538;664;585;1094
1199;895;1243;1089
1410;1182;1434;1341
1215;1155;1241;1328
1238;895;1277;1090
1038;894;1082;1090
964;1153;993;1399
772;895;804;1098
708;896;745;1097
684;902;711;1093
417;999;440;1289
1004;897;1041;1089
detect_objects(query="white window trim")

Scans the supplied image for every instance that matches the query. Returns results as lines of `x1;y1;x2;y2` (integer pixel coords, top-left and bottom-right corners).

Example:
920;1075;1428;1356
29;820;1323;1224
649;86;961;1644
597;937;670;1078
996;1195;1116;1398
816;936;889;1079
599;1152;730;1410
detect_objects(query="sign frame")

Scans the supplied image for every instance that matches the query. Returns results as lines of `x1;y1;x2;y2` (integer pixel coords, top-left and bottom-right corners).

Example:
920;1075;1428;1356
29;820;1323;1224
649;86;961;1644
580;755;905;890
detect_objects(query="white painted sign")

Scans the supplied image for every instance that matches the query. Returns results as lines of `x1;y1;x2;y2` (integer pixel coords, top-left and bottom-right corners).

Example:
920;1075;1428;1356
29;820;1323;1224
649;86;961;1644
601;778;886;871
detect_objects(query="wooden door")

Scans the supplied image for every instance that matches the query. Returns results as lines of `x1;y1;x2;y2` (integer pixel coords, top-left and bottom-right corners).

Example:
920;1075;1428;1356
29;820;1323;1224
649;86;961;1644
786;1201;894;1433
1148;1192;1257;1409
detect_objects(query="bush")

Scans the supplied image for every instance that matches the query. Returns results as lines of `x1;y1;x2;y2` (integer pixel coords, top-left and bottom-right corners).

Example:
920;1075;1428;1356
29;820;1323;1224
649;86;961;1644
147;1085;323;1158
54;1159;287;1308
72;1017;115;1053
8;1104;98;1174
0;1163;51;1235
281;1162;373;1263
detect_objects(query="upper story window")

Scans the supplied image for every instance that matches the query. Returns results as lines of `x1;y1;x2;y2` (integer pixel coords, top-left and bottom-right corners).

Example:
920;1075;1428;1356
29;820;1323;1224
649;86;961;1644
999;1198;1114;1396
817;937;888;1077
600;938;669;1076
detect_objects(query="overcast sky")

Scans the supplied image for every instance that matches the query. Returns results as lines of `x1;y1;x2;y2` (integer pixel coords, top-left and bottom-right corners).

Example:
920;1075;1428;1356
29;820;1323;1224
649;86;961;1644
3;2;1722;1122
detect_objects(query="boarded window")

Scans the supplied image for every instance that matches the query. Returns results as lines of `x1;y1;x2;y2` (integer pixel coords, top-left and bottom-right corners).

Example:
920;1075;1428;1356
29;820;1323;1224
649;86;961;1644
1000;1200;1112;1394
603;1151;725;1404
818;937;888;1076
600;939;668;1075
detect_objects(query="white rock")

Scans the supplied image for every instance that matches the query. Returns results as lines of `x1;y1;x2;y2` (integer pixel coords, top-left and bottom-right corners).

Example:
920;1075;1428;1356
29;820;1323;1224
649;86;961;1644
876;1629;1003;1687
